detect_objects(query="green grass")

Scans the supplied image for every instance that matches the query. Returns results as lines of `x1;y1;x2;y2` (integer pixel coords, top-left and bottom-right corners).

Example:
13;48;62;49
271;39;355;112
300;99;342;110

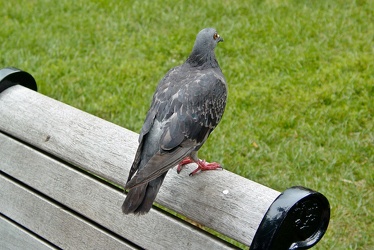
1;0;373;249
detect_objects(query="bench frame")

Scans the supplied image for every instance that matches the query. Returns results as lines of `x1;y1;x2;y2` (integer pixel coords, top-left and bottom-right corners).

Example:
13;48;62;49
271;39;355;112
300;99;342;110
0;67;330;249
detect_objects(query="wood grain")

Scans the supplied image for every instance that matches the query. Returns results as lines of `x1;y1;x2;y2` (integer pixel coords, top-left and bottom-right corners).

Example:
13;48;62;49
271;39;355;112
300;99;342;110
0;176;138;250
0;134;233;250
0;85;280;246
0;216;55;250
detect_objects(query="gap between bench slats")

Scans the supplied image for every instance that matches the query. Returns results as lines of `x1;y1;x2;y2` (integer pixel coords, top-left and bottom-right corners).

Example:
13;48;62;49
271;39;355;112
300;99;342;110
0;175;138;250
0;85;280;246
0;134;234;250
0;215;56;250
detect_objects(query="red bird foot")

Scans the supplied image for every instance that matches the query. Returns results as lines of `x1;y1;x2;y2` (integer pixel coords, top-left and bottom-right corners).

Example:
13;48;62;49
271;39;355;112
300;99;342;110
177;157;222;176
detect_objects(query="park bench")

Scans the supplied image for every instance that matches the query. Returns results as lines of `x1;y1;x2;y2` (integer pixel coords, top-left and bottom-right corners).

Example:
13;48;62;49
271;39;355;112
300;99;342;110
0;67;330;249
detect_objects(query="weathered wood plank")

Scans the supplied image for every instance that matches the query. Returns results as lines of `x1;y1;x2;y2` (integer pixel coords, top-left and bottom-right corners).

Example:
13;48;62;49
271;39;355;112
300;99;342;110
0;215;55;250
0;85;280;246
0;86;138;185
0;133;234;250
0;179;137;250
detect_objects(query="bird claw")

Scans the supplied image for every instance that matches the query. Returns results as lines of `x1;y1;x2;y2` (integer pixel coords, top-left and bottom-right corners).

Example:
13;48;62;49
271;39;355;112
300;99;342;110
177;158;222;176
177;158;194;174
189;161;222;176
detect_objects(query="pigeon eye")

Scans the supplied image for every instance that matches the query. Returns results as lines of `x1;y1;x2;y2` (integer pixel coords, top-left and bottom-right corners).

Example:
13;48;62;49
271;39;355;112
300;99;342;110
213;33;219;40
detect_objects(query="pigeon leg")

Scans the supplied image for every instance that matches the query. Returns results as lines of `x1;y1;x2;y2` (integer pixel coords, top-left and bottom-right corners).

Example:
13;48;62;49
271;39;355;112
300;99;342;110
189;160;222;176
177;155;222;176
177;157;194;174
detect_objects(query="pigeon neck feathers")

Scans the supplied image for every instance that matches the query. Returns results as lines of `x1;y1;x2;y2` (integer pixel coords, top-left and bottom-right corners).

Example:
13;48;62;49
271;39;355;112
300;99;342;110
186;48;219;69
185;28;222;69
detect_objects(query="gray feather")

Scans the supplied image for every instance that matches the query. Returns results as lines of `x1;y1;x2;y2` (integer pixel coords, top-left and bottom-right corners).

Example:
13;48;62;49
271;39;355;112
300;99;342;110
122;28;227;215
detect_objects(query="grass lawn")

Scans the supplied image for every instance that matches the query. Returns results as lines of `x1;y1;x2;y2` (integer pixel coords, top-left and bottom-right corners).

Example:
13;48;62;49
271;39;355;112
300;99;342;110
1;0;373;249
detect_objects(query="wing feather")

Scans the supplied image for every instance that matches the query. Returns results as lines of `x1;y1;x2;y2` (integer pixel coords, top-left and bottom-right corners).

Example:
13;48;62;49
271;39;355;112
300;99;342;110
126;65;227;188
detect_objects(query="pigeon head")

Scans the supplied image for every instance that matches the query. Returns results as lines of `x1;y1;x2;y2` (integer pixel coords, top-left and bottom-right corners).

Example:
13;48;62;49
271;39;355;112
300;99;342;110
194;28;224;50
186;28;223;68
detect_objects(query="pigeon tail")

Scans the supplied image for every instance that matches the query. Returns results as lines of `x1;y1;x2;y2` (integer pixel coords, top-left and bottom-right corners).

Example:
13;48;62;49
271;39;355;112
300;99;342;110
122;173;167;215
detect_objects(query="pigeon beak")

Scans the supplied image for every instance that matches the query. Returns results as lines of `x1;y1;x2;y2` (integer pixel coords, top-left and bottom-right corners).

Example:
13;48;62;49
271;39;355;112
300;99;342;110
218;36;224;43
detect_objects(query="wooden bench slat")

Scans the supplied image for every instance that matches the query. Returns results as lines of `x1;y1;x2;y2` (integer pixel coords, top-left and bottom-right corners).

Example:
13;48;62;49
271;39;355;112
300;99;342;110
0;215;56;250
0;85;280;246
0;133;234;250
0;177;138;250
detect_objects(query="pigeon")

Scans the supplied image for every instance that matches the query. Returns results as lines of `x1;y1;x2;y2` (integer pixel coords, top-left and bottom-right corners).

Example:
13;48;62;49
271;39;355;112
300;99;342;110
122;28;227;215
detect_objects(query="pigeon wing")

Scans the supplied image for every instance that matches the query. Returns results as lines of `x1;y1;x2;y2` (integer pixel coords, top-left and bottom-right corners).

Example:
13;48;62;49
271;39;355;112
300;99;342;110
126;66;185;183
161;69;227;149
126;68;227;188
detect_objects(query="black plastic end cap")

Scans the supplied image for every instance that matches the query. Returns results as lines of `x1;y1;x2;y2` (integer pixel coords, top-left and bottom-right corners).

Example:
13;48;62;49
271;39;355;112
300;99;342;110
250;186;330;250
0;67;37;93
